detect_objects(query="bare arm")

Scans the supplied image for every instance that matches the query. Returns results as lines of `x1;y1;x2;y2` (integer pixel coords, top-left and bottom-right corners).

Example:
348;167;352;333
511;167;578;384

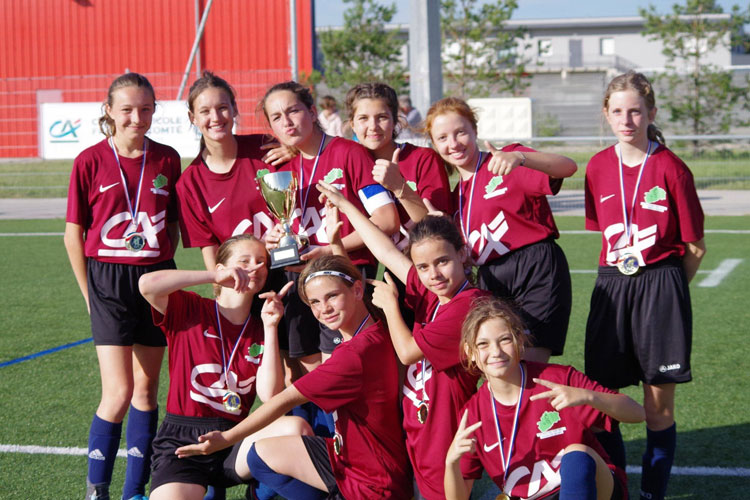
485;141;577;179
255;282;293;402
63;222;89;313
201;245;219;270
683;238;706;283
317;181;412;284
373;148;429;224
338;201;400;251
176;384;308;457
530;378;646;423
371;273;424;365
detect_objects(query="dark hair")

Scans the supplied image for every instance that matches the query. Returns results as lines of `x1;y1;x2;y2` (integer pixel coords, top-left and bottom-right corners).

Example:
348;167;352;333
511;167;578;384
345;82;402;140
187;71;238;150
213;234;268;296
259;81;320;130
98;73;156;137
319;95;338;111
405;215;465;258
603;71;665;145
460;296;531;376
298;255;384;322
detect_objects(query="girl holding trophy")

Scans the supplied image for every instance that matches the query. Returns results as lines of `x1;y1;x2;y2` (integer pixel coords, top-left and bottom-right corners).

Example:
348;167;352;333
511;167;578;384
177;71;296;270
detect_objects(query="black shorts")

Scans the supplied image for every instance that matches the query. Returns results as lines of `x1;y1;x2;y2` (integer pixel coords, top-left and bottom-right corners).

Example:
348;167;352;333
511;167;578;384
87;258;176;347
150;413;246;491
477;239;571;355
585;258;692;389
301;435;344;499
283;265;377;357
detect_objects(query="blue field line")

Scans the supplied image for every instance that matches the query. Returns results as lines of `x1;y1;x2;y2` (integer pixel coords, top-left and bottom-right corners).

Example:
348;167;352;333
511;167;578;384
0;337;92;368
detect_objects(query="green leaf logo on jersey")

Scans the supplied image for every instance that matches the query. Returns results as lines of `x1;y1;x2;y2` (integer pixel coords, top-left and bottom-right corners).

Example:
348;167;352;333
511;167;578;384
256;168;270;180
406;180;417;192
485;175;503;195
644;186;667;204
537;411;561;433
324;168;344;183
153;174;168;189
248;343;264;358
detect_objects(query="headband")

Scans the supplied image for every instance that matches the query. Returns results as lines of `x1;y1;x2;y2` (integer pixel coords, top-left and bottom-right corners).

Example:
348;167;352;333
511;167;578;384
304;270;356;285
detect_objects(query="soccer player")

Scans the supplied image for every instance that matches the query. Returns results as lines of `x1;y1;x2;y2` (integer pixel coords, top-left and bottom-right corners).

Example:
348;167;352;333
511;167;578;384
64;73;181;500
584;71;706;500
444;296;645;500
424;97;577;363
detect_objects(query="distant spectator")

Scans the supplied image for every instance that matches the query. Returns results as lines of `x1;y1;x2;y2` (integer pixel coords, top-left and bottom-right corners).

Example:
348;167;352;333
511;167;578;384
398;95;426;144
317;95;343;137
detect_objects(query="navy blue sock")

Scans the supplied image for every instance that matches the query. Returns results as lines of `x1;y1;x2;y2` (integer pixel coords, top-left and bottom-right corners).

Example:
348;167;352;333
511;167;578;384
87;414;122;487
559;451;597;500
246;443;326;499
595;425;626;470
122;406;158;499
641;423;676;500
203;485;225;500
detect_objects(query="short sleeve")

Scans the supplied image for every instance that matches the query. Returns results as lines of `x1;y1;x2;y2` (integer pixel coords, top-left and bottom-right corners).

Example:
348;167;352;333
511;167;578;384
166;152;182;223
413;298;468;372
176;176;217;248
415;148;452;214
565;366;617;431
670;169;704;243
66;157;90;227
152;290;202;338
503;144;552;197
584;166;600;231
294;345;364;413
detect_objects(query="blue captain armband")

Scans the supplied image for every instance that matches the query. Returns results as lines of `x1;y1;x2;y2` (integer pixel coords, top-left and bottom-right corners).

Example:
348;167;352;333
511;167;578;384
358;184;394;215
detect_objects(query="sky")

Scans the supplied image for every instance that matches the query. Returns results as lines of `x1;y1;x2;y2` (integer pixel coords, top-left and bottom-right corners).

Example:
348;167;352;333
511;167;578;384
314;0;743;26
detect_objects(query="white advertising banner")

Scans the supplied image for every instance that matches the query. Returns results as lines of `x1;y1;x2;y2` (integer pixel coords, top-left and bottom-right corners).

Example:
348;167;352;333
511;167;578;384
39;101;200;159
466;97;533;141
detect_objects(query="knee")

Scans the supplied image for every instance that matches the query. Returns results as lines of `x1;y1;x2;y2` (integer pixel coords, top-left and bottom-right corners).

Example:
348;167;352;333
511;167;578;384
289;416;314;436
644;406;674;430
100;385;135;419
131;382;160;409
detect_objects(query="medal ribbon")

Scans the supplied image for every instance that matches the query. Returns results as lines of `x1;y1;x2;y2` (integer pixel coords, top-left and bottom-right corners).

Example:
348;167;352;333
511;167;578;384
420;280;470;405
299;133;328;216
214;301;252;392
489;362;526;494
617;140;653;245
457;151;485;244
108;137;148;231
352;313;371;339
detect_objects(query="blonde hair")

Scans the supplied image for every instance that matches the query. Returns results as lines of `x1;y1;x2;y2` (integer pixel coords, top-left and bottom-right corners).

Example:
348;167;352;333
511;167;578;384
213;235;267;297
603;71;665;145
460;296;531;376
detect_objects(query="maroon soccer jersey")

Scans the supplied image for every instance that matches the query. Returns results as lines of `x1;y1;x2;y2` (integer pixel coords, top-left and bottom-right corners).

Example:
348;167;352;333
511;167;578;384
276;136;393;266
452;144;559;265
391;143;452;249
403;267;487;500
177;135;278;248
153;291;266;421
460;362;623;500
66;138;181;265
294;320;410;499
585;144;704;267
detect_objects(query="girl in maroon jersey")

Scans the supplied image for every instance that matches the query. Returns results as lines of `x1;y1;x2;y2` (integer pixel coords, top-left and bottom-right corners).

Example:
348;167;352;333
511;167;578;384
444;296;644;500
64;73;182;500
138;234;309;500
316;181;489;500
173;252;410;499
260;81;399;377
584;71;706;500
177;71;295;270
424;97;577;364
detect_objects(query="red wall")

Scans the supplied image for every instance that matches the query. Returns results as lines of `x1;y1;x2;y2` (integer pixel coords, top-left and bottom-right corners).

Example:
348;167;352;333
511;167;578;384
0;0;314;157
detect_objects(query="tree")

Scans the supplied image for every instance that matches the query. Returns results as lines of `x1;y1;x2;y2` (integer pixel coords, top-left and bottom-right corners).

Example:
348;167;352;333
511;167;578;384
317;0;406;94
440;0;530;99
640;0;750;139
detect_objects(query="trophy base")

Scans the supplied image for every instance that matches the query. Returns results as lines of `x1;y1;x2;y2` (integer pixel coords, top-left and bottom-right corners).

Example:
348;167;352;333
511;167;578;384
269;244;303;269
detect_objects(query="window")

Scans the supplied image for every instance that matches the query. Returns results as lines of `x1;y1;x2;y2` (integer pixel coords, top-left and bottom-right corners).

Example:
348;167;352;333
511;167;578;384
600;37;615;56
538;39;552;57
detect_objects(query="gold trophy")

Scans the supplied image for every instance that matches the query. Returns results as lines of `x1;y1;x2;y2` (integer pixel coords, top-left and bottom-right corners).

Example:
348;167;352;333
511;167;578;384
258;171;309;269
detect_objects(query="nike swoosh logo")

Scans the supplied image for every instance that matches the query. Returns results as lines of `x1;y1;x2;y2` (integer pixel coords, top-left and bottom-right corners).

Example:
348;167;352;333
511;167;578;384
600;194;615;203
99;182;119;193
203;329;220;339
483;442;500;452
208;198;226;214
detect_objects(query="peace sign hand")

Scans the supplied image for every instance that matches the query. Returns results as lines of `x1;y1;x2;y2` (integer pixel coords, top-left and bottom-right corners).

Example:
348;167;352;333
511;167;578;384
485;140;524;176
372;147;405;194
259;281;294;328
446;410;482;466
529;378;591;411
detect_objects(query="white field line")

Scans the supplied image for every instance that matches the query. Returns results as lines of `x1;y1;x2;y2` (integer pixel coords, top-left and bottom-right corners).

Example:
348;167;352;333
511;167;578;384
0;232;64;236
698;258;743;287
2;444;749;477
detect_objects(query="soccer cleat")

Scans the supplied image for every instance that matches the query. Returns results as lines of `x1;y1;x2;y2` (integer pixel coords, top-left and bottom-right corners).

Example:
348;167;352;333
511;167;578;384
85;480;110;500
